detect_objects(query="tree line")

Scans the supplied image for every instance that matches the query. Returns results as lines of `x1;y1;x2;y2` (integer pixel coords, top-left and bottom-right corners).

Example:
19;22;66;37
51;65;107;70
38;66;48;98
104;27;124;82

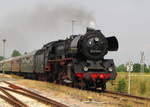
117;64;150;72
0;50;21;61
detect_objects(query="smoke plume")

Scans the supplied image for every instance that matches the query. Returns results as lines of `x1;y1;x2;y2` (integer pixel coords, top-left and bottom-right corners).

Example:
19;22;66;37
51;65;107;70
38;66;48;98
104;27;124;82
0;2;95;57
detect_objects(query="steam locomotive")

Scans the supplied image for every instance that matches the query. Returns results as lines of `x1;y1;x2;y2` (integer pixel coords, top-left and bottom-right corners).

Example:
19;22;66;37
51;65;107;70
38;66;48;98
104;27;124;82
0;28;118;91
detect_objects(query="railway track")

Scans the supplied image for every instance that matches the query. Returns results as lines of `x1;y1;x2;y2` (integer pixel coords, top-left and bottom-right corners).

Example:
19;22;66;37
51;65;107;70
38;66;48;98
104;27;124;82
0;78;149;107
0;81;69;107
104;90;150;101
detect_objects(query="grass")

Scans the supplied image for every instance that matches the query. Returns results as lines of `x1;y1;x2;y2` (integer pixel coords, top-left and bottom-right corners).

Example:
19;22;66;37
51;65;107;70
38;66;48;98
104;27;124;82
107;72;150;98
10;74;24;79
0;74;23;79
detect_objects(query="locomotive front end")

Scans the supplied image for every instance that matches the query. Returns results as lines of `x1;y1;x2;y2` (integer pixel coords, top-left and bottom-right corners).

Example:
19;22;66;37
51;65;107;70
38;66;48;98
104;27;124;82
74;59;117;90
73;28;119;90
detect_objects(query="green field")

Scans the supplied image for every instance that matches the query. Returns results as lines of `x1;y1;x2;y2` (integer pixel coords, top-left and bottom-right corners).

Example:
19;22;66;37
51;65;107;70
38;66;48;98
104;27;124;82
107;72;150;98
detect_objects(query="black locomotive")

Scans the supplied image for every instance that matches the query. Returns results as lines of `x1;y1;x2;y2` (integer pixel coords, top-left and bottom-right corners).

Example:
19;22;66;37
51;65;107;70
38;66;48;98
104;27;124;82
0;27;118;91
42;27;118;90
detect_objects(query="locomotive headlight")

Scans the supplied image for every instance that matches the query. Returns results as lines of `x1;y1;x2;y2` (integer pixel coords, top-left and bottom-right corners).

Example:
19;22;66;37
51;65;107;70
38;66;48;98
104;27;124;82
89;41;92;45
84;66;88;71
108;67;113;72
94;37;99;42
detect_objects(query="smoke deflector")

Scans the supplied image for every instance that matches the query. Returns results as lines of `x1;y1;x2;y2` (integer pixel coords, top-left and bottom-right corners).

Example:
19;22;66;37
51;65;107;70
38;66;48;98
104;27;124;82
107;36;119;51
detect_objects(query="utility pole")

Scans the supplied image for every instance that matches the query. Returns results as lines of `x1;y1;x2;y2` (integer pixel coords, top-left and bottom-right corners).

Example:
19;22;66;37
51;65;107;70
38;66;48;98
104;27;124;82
2;39;6;58
72;19;77;35
2;39;6;75
140;51;145;73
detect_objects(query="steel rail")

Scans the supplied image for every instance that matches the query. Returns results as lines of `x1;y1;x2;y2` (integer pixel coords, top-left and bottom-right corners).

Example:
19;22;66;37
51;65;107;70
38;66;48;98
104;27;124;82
2;81;69;107
104;90;150;101
0;93;23;107
0;87;28;107
0;86;68;107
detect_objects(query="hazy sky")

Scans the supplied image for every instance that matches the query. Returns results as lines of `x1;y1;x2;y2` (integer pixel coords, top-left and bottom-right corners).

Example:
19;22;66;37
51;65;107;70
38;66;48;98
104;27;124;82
0;0;150;65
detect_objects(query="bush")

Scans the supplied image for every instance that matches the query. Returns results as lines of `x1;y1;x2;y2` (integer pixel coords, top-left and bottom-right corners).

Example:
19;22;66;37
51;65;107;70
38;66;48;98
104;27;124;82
116;79;126;92
116;64;126;72
11;50;21;57
0;56;5;61
140;81;147;94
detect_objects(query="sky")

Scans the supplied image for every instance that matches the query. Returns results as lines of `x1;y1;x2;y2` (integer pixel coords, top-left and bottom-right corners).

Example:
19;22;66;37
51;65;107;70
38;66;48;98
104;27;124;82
0;0;150;65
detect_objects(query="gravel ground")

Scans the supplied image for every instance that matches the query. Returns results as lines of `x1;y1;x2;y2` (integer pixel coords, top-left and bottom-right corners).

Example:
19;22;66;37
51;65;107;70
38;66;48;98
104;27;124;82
0;74;149;107
15;80;119;107
0;99;11;107
0;74;115;107
0;74;51;107
0;84;51;107
15;80;150;107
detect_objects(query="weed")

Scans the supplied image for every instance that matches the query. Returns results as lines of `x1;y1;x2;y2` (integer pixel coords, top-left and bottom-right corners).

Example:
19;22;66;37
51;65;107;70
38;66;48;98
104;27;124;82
116;78;126;92
140;80;147;95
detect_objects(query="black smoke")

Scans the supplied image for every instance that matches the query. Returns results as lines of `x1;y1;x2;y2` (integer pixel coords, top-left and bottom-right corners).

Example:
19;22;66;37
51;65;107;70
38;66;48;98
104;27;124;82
0;3;95;57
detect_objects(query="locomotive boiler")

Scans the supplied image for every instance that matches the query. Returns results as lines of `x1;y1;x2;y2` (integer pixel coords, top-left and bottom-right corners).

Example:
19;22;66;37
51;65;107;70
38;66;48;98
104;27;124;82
0;27;119;91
